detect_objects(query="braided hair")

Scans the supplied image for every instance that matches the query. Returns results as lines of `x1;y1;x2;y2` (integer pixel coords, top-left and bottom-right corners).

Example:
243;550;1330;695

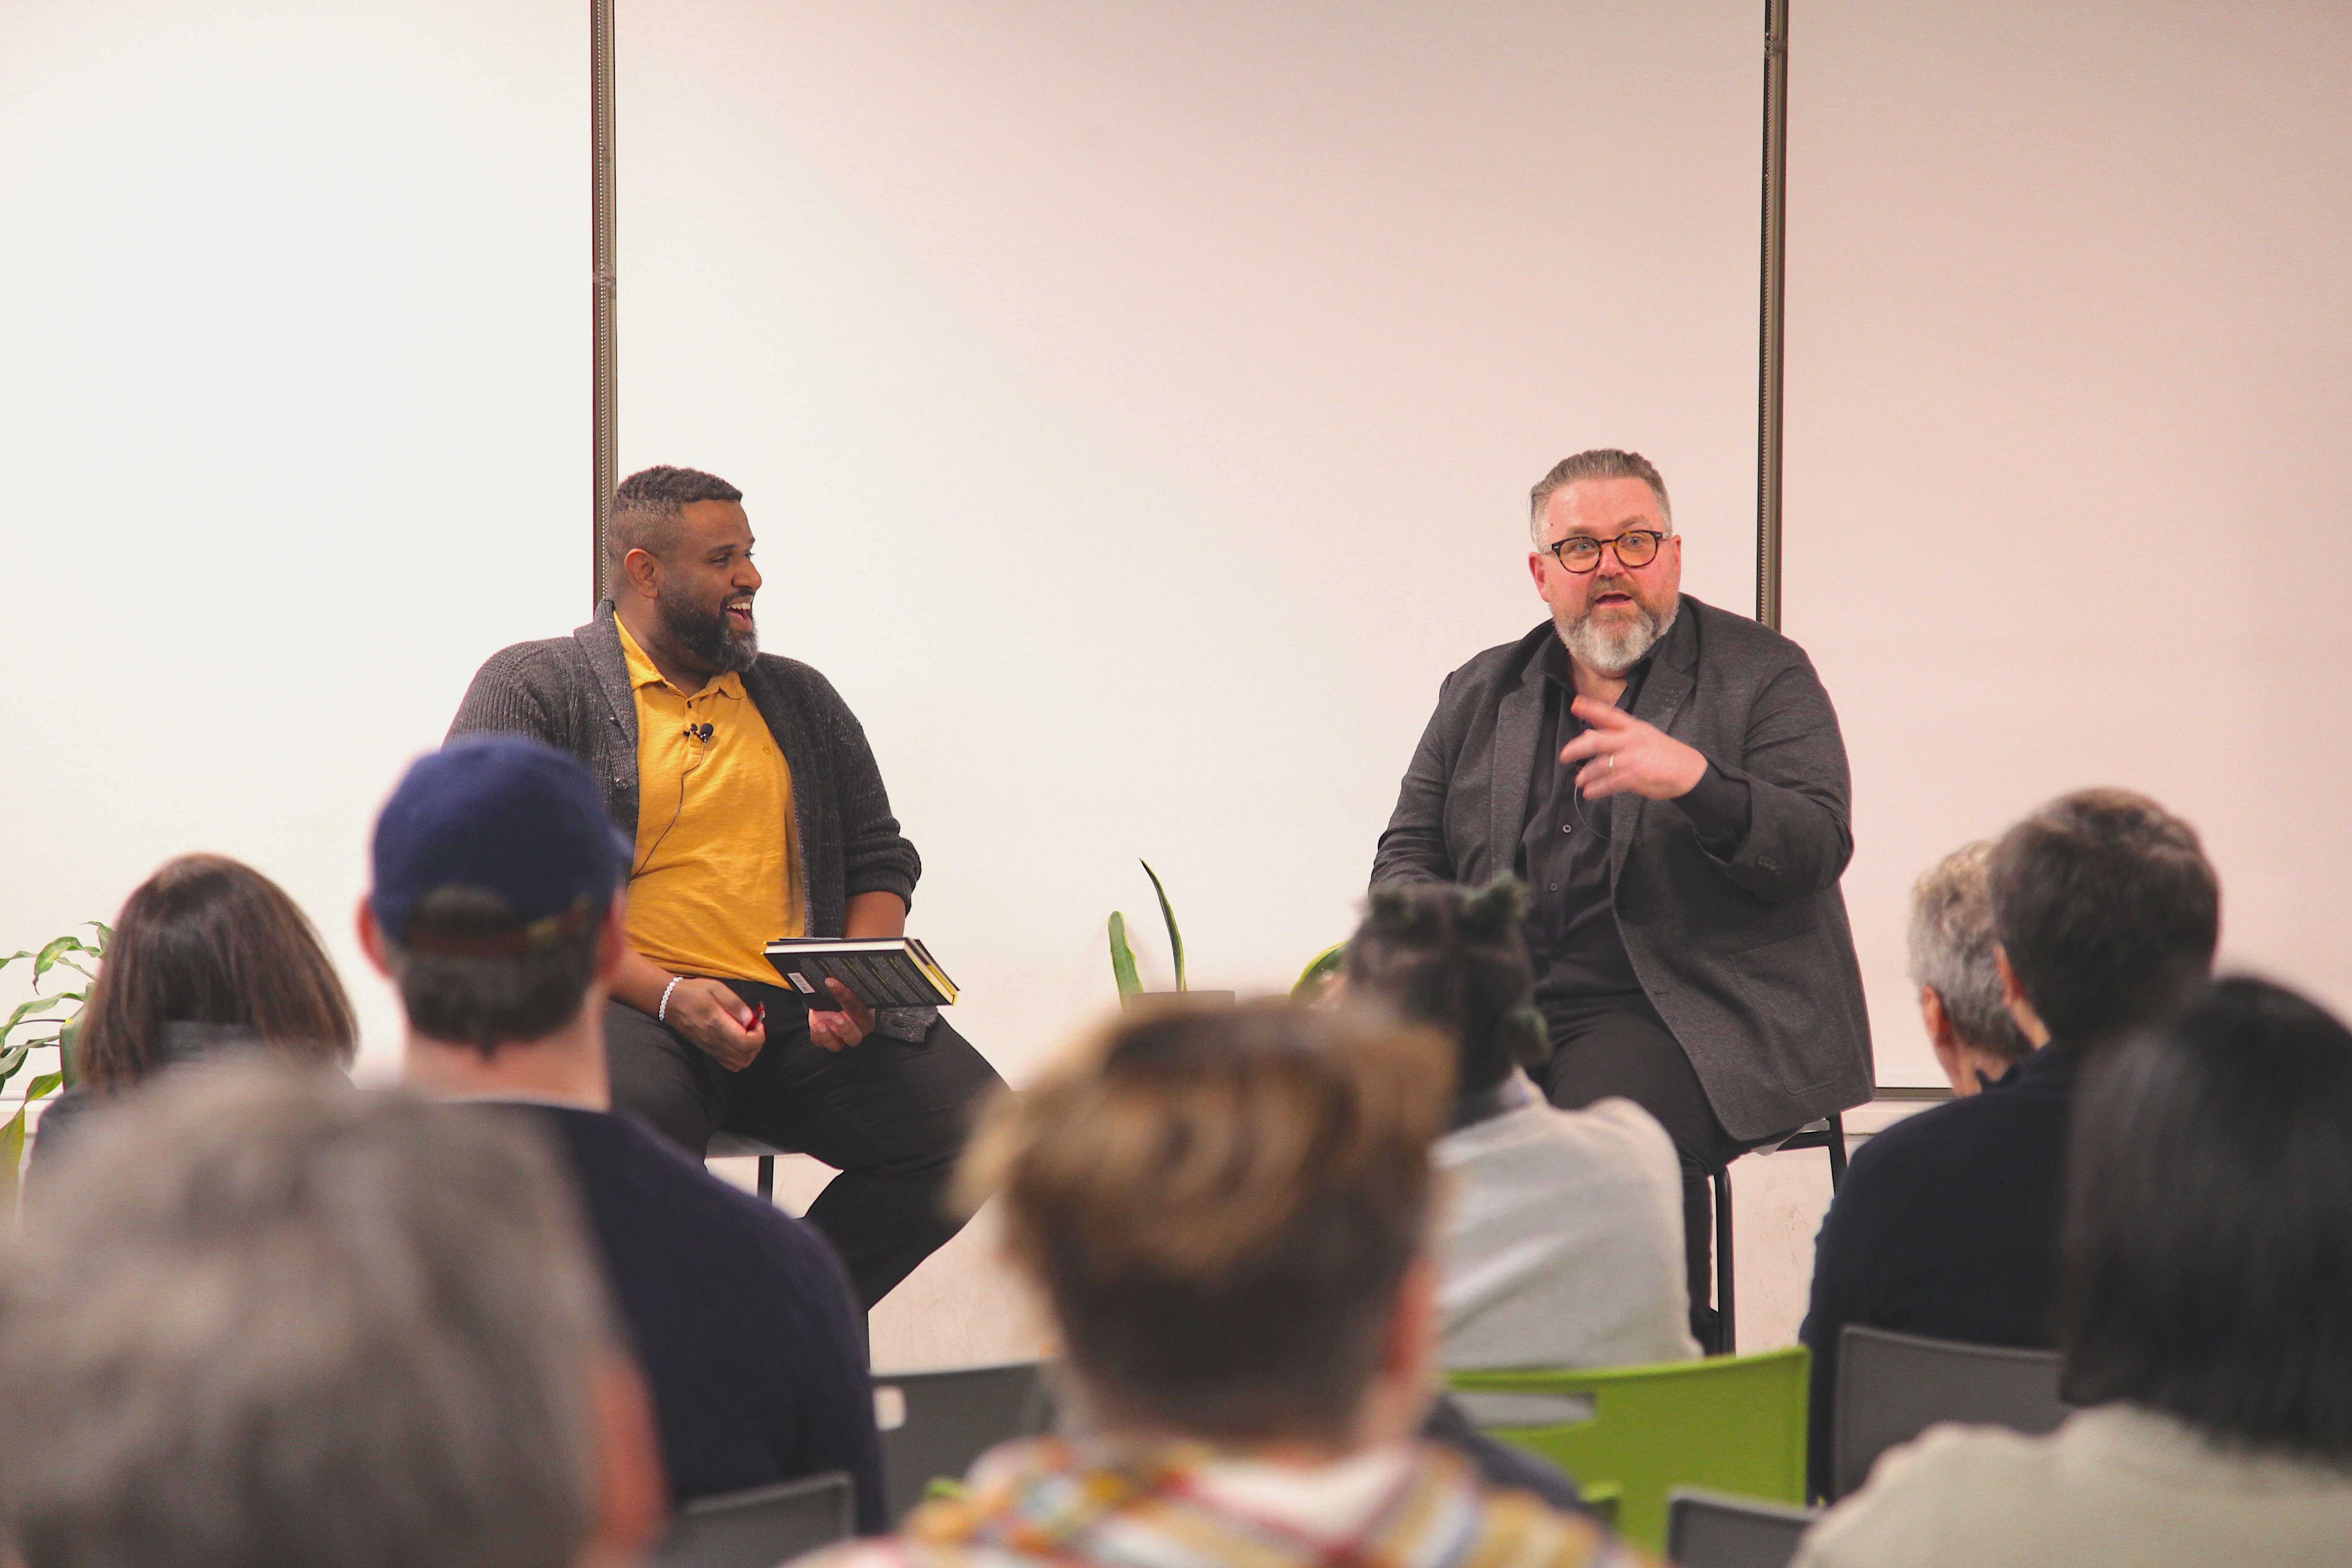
1344;879;1550;1096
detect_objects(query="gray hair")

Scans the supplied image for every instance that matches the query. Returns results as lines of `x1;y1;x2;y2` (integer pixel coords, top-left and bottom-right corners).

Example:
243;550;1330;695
0;1064;619;1568
1528;449;1675;544
1907;841;2033;1062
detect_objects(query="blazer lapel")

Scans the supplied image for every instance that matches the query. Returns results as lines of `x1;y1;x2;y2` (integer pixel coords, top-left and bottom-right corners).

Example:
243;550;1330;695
1490;651;1546;879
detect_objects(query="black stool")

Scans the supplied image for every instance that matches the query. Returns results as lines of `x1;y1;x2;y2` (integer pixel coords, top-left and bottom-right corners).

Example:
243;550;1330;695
1707;1112;1846;1354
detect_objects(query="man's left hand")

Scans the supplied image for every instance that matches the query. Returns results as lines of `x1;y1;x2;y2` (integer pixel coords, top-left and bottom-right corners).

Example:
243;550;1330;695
808;979;877;1052
1561;696;1709;801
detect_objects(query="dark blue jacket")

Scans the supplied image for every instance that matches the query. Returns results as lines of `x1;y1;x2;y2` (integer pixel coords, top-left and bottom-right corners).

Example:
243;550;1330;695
1798;1040;2086;1500
507;1103;886;1529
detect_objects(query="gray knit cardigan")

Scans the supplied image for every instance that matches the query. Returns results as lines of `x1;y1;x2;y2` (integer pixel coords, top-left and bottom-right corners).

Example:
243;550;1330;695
448;603;932;1034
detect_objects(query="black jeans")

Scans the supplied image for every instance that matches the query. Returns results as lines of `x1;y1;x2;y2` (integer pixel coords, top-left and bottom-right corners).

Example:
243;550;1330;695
604;980;1005;1310
1539;991;1752;1353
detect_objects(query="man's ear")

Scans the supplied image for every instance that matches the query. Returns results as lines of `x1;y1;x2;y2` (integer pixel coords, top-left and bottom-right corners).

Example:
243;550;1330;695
594;896;629;985
356;898;395;979
622;546;663;601
1994;946;2048;1041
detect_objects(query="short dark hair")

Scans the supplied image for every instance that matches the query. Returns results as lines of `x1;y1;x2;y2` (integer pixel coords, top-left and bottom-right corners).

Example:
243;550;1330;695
1986;789;2217;1047
1528;449;1673;541
958;1003;1450;1445
2060;978;2352;1458
606;465;743;584
77;854;357;1092
1346;880;1548;1096
382;888;600;1052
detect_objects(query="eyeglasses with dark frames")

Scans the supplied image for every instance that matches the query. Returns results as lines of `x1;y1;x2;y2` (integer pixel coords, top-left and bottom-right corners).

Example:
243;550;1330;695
1545;529;1669;573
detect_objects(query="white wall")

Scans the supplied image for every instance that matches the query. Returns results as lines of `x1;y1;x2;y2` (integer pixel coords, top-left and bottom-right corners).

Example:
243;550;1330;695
1787;0;2352;1083
614;0;1764;1085
0;0;584;1077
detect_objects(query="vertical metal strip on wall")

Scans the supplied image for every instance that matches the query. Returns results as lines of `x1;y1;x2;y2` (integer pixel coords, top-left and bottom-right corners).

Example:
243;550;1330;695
1756;0;1790;631
591;0;619;606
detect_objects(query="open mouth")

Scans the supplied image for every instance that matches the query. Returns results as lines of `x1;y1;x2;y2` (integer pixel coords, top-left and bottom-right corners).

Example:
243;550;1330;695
724;597;755;629
1594;591;1633;608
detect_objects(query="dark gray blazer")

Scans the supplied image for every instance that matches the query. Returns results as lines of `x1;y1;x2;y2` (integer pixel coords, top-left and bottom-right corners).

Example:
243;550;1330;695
448;602;922;944
1372;595;1872;1140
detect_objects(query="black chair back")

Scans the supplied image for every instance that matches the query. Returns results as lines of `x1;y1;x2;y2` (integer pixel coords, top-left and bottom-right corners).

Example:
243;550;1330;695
1665;1488;1814;1568
1833;1325;2067;1500
650;1470;854;1568
874;1362;1053;1524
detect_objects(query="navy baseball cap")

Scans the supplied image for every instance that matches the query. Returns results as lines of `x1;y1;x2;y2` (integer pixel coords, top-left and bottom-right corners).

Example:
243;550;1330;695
370;736;626;954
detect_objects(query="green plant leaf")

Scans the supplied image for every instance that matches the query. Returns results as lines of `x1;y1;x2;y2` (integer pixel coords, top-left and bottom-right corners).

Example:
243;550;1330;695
5;995;70;1037
58;1013;82;1088
88;921;113;943
22;1072;62;1104
31;935;98;984
1140;861;1185;992
0;1104;25;1219
1107;912;1142;999
1292;942;1347;1001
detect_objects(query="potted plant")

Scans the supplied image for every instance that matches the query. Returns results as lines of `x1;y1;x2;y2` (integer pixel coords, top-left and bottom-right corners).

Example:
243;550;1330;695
1106;861;1233;1008
1;923;106;1211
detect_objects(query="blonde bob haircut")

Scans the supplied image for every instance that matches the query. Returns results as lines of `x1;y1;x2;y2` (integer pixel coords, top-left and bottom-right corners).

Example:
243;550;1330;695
957;1001;1453;1446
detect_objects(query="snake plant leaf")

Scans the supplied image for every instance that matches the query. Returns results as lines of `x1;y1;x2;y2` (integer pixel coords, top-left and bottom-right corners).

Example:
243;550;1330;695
1108;911;1143;999
1140;861;1185;992
1292;942;1347;1001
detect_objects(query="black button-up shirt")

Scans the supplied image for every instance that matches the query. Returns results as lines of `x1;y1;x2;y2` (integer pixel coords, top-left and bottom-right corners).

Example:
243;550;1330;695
1515;634;1751;1008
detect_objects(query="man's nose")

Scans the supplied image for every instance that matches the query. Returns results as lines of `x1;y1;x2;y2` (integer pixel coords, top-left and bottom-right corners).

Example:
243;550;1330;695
739;559;763;591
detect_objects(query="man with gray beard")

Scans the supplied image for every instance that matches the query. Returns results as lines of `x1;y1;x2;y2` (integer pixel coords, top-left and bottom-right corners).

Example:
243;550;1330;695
450;464;1002;1311
1373;449;1871;1351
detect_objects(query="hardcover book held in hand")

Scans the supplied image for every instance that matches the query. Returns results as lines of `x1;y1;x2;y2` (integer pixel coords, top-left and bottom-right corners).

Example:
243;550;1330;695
764;937;959;1009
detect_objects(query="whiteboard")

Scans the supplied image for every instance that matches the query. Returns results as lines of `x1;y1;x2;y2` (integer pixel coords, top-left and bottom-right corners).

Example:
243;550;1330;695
613;1;1767;1083
1786;0;2352;1083
0;0;584;1074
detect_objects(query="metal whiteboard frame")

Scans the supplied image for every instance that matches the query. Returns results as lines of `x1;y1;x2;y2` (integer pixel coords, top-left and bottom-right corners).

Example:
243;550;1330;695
591;0;618;606
1756;0;1790;632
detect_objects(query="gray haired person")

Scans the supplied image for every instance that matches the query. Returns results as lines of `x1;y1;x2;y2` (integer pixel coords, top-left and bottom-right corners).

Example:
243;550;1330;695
1907;842;2040;1096
0;1064;663;1568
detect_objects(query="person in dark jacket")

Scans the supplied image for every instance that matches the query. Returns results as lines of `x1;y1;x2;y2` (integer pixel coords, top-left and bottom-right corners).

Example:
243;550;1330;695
447;464;1001;1308
1373;448;1872;1348
1798;789;2218;1501
29;853;357;1182
359;735;887;1526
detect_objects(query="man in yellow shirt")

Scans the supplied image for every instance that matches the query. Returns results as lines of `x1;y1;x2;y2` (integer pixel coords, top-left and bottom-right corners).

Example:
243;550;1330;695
451;465;1002;1308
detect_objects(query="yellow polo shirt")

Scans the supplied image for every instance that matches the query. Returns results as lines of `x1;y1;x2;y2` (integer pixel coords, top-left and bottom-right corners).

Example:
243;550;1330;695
616;617;805;983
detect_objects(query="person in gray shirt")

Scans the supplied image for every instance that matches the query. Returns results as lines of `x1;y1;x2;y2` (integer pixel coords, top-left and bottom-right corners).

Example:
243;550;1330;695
1344;880;1696;1371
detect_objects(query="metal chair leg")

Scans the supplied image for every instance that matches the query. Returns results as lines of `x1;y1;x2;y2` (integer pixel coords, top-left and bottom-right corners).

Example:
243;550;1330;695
1826;1112;1847;1191
1712;1164;1736;1354
757;1154;775;1201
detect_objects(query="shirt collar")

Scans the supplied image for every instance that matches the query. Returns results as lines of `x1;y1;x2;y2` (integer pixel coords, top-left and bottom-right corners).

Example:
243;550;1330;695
614;614;746;700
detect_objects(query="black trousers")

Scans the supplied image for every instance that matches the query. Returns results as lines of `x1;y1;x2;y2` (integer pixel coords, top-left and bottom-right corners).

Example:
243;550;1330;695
603;980;1005;1310
1538;992;1752;1353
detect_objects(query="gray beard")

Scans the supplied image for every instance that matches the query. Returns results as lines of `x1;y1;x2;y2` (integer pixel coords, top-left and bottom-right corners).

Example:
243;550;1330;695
663;598;760;674
1560;595;1677;676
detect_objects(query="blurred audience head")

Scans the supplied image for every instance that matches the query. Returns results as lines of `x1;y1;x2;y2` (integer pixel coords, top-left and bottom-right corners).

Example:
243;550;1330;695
76;853;356;1093
2060;977;2352;1460
1907;841;2039;1094
362;737;624;1054
1346;879;1550;1099
1988;789;2218;1049
959;1003;1453;1451
0;1063;661;1568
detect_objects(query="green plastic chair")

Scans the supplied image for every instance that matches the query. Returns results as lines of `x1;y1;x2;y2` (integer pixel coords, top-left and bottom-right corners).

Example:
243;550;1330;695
1450;1346;1809;1554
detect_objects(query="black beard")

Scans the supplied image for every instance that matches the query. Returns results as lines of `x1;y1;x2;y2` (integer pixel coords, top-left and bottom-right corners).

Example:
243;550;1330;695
662;596;758;673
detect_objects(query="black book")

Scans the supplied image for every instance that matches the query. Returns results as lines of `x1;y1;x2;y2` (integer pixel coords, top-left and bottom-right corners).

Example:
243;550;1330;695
763;937;959;1009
